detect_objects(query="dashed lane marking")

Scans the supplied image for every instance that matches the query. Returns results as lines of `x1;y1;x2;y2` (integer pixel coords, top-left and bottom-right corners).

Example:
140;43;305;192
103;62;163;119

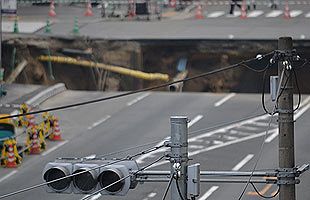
188;115;203;128
0;170;18;183
266;10;283;17
265;129;279;143
232;154;254;171
148;192;157;198
214;93;236;107
198;186;219;200
87;115;111;130
41;140;68;156
127;93;150;106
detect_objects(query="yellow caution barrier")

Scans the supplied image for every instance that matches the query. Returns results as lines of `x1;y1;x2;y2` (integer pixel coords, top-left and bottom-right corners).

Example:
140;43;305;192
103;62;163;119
38;55;170;82
1;139;22;168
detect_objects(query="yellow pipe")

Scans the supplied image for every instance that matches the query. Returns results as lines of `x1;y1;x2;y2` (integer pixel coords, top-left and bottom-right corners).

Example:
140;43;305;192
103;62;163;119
38;55;169;82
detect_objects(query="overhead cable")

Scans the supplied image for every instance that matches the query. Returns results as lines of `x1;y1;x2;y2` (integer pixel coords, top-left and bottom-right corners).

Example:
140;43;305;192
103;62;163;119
81;155;166;200
0;51;275;121
0;144;164;199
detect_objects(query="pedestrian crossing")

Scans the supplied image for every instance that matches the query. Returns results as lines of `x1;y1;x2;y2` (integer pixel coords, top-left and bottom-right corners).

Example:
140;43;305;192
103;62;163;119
204;10;310;18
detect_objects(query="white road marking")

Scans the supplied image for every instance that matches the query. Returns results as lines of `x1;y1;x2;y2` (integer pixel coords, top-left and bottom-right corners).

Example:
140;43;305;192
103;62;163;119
227;11;241;17
265;129;279;143
232;154;254;171
127;93;150;106
214;93;236;107
84;193;102;200
294;96;310;120
141;97;310;168
207;11;225;18
148;192;157;198
266;10;283;17
290;10;303;17
198;186;219;200
306;12;310;17
0;170;18;183
188;115;203;128
189;144;205;149
41;140;68;156
248;10;264;17
87;115;111;130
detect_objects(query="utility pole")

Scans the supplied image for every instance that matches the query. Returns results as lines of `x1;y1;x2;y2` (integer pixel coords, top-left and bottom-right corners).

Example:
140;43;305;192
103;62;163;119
170;116;188;200
278;37;295;200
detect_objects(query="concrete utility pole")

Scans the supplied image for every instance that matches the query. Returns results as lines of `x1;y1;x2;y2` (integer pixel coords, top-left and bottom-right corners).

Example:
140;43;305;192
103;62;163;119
278;37;295;200
170;116;188;200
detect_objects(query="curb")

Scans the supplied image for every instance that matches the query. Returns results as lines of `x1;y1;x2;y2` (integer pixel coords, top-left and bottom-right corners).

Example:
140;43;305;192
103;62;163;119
10;83;66;116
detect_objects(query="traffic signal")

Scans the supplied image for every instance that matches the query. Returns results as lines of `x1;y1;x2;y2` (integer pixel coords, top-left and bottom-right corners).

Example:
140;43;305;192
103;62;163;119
42;159;139;196
43;161;73;193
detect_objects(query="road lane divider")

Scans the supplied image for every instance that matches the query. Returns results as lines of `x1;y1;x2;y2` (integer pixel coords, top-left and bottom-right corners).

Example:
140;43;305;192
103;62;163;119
231;154;254;171
0;170;18;183
198;186;219;200
41;140;68;156
87;115;111;130
188;115;203;128
127;93;150;106
214;93;236;107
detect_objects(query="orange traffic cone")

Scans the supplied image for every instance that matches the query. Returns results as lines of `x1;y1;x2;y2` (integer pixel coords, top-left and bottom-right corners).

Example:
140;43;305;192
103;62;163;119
240;0;247;19
51;117;62;141
27;114;36;128
6;145;17;168
1;139;21;168
28;127;41;154
283;1;291;19
48;0;56;17
195;4;204;19
84;1;94;16
169;0;176;8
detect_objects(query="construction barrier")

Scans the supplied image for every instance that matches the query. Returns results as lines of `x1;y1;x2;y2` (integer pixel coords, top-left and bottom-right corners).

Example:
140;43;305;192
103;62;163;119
1;139;22;168
49;116;62;141
38;55;170;82
25;126;46;154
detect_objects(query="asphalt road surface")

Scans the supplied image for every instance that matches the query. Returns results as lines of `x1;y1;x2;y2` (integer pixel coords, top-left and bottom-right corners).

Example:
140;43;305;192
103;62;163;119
3;1;310;39
0;88;309;200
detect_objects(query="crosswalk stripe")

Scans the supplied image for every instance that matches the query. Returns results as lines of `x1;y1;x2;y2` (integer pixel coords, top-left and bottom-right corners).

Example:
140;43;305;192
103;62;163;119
306;12;310;17
266;10;283;17
248;10;264;17
290;10;303;17
208;11;225;18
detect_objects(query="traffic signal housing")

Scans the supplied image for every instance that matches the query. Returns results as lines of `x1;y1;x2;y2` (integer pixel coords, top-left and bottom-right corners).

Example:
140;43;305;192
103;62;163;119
42;159;139;196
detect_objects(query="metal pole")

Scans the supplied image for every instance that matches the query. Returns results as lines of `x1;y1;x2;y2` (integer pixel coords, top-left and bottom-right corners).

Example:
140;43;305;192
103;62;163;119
278;37;295;200
170;116;188;200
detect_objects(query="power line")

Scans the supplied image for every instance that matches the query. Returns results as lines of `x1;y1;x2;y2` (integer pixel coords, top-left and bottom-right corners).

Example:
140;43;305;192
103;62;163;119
237;66;287;200
161;174;174;200
0;51;275;121
0;144;164;199
250;182;280;199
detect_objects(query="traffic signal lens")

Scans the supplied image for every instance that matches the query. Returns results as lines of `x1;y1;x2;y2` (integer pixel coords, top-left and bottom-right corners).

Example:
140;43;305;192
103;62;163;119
44;167;71;192
73;169;97;193
99;169;125;193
